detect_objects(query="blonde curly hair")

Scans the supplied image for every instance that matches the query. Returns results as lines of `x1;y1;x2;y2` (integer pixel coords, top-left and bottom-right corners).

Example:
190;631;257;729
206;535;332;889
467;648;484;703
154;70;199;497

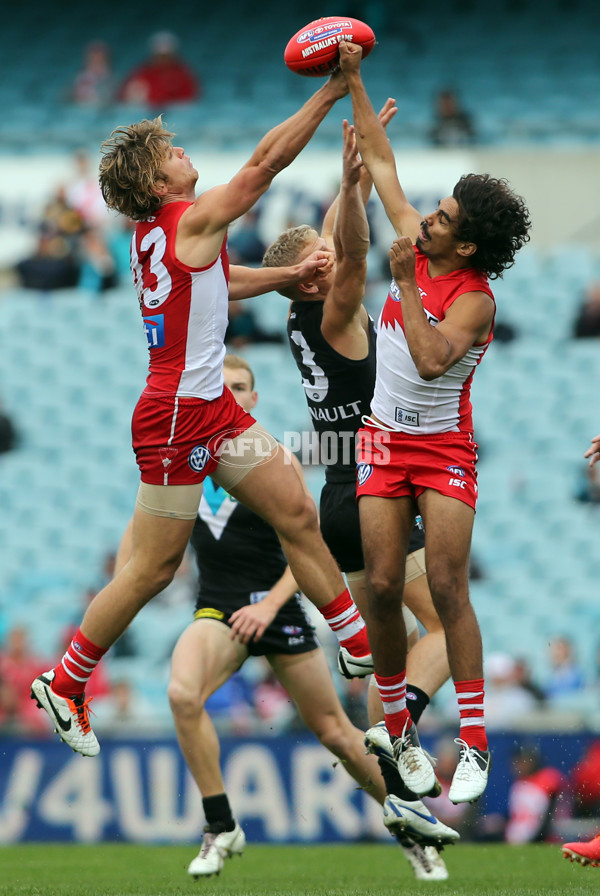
99;116;174;221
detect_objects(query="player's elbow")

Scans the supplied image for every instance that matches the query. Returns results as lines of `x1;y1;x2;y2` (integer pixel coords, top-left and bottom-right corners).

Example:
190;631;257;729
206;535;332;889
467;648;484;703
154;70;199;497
414;357;446;381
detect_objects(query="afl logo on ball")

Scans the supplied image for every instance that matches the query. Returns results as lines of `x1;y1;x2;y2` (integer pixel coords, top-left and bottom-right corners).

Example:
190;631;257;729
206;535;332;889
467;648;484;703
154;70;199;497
188;445;211;473
357;463;373;486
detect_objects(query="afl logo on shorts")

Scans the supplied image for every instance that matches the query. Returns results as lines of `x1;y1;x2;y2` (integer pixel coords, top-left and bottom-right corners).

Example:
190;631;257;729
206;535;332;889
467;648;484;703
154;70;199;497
357;463;373;486
188;445;211;473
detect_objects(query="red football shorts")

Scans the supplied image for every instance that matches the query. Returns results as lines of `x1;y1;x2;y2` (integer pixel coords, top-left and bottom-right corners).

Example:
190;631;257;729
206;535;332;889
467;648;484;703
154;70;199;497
132;387;256;485
356;424;479;510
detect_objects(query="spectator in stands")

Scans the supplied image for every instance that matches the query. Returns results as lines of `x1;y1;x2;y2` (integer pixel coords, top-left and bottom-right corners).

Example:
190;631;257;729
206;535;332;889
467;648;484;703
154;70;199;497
227;208;267;265
225;300;284;347
505;744;569;844
0;626;51;735
119;31;201;107
91;679;160;736
252;668;298;729
0;400;18;454
574;459;600;505
15;184;86;291
70;40;115;107
544;636;585;701
513;656;546;705
429;88;476;147
63;150;111;231
572;281;600;339
78;227;119;294
15;228;80;292
483;652;539;729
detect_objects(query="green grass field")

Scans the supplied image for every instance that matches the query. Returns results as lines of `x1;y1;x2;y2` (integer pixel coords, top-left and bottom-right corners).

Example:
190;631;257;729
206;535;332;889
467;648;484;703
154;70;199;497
0;843;598;896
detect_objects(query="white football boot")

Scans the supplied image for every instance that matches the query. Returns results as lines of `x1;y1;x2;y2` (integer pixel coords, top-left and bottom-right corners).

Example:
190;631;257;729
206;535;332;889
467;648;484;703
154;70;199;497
187;823;246;878
31;670;99;757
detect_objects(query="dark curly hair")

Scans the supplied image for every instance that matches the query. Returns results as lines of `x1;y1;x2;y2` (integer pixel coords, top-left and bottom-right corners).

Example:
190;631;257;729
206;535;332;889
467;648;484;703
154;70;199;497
453;174;531;279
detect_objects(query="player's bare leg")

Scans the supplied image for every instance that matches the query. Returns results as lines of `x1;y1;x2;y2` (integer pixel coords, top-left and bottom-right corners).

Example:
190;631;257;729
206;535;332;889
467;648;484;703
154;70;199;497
168;619;247;878
228;448;347;608
82;505;195;646
403;574;450;698
270;649;384;802
359;494;438;796
31;503;196;755
418;489;491;803
350;569;449;701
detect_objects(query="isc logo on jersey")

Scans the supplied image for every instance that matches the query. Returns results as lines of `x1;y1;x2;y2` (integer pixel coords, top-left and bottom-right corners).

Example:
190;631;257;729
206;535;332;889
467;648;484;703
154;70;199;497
143;314;165;348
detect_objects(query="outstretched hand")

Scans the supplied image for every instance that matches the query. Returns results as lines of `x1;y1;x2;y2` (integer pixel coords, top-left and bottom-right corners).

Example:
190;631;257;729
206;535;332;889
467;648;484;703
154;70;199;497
389;236;416;283
378;97;398;130
338;40;363;75
584;434;600;467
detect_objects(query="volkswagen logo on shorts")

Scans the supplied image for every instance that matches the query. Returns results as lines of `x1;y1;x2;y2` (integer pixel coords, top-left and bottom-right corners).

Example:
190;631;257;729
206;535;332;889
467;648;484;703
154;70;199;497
188;444;211;473
357;463;373;486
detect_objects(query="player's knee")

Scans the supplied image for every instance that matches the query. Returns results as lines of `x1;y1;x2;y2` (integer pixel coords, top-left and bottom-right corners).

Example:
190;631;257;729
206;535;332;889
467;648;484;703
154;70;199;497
428;570;468;619
167;678;205;719
368;571;403;612
278;491;319;538
135;550;184;595
313;713;349;756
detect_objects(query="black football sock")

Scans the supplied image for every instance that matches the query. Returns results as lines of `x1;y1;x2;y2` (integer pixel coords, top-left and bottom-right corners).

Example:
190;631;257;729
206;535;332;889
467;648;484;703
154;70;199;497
378;756;419;801
406;684;430;725
202;793;236;833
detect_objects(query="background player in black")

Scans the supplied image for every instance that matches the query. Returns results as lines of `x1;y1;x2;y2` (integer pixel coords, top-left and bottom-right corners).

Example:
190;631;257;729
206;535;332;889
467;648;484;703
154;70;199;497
263;116;451;856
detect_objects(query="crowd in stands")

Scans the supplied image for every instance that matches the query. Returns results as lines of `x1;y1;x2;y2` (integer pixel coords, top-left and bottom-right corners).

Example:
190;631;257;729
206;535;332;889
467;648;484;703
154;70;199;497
2;11;600;850
14;149;122;294
70;31;201;110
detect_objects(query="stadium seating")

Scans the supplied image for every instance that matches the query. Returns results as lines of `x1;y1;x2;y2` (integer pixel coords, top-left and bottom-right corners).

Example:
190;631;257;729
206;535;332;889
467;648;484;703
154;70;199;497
1;243;599;716
1;0;600;723
0;0;599;152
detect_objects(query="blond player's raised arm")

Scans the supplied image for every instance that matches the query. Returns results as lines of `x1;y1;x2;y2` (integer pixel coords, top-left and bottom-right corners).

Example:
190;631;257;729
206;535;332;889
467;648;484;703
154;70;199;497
177;73;349;267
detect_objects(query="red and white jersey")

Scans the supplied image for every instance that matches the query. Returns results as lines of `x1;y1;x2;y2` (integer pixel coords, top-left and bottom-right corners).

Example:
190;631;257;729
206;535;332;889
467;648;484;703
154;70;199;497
372;248;495;434
131;201;229;400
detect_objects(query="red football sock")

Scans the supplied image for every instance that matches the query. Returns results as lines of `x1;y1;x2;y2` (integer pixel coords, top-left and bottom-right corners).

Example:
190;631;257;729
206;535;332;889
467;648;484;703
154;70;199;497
375;670;412;738
455;678;488;751
319;588;370;657
51;629;107;697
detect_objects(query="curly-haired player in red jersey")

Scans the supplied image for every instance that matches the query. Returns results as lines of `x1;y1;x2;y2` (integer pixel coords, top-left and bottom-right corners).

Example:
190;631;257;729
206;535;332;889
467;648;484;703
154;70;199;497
338;40;531;806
